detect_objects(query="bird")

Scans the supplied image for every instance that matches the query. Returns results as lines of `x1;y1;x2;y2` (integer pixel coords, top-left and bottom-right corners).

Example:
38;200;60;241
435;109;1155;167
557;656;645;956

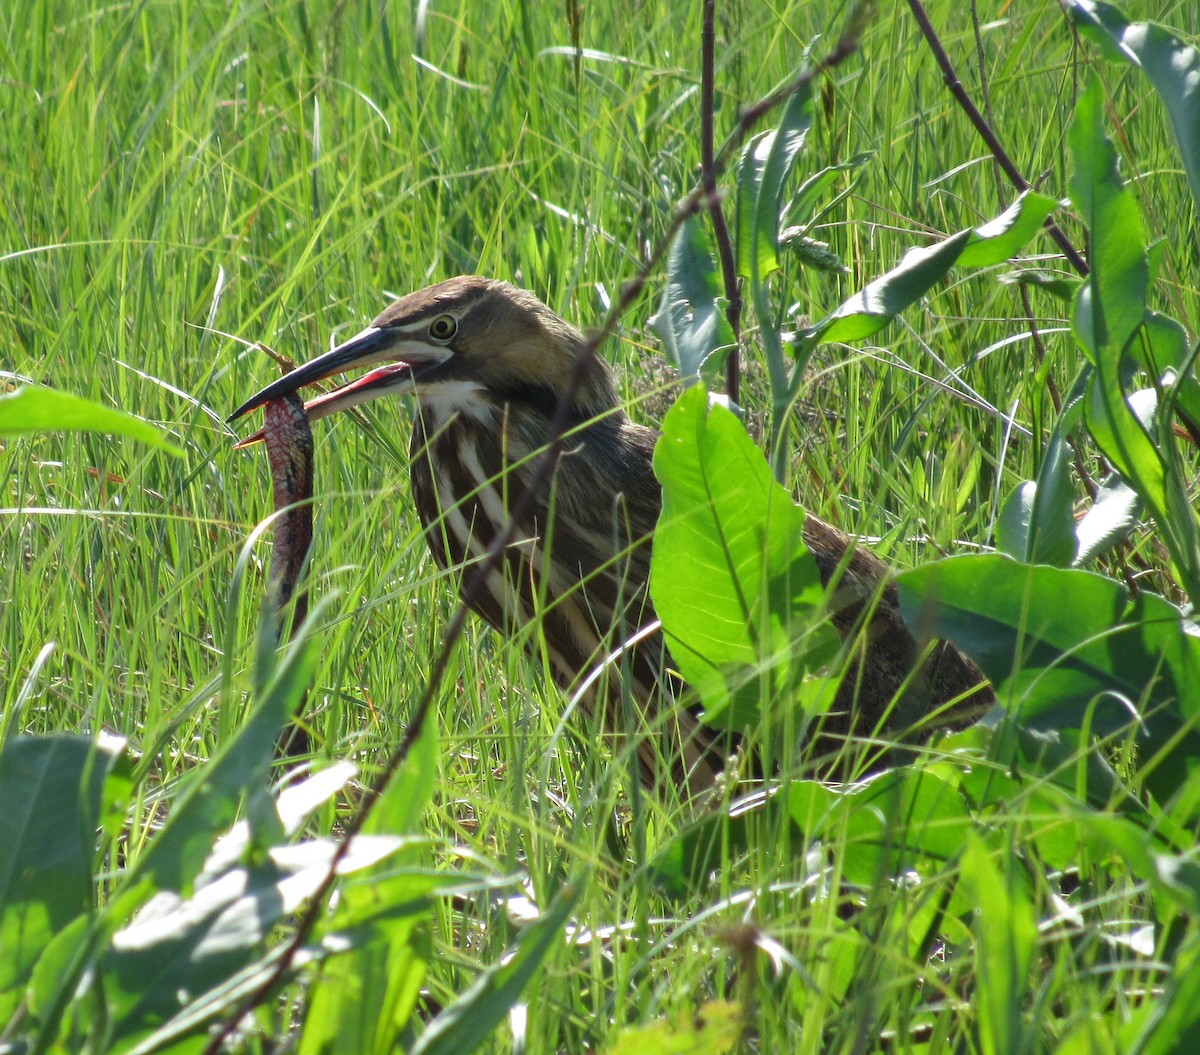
229;276;993;799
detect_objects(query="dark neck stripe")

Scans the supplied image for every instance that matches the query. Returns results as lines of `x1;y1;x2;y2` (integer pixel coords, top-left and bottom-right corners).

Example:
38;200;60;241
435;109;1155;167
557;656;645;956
491;381;590;425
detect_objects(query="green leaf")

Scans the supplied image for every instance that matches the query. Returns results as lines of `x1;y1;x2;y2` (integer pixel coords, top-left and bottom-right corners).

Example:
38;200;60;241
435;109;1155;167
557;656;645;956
956;190;1058;268
996;428;1077;567
302;871;444;1055
648;215;735;384
1074;474;1140;564
1125;935;1200;1054
998;268;1082;302
1137;312;1200;437
1065;0;1200;214
804;190;1054;345
0;735;125;1024
798;767;972;887
1066;76;1200;598
786;153;872;232
736;85;814;283
105;834;408;1053
805;229;972;344
1069;79;1149;362
996;483;1037;562
649;790;780;899
364;716;438;836
0;385;184;456
896;555;1200;798
410;880;581;1055
25;913;98;1037
295;725;440;1055
104;767;404;1054
651;385;836;726
897;556;1199;716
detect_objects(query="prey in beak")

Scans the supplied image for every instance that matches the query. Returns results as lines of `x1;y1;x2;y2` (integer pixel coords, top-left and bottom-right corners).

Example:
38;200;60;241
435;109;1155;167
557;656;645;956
227;324;450;447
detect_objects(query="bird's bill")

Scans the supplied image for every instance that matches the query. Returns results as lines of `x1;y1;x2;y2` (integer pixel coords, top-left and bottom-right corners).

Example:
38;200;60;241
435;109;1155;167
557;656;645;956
227;324;450;442
230;362;420;448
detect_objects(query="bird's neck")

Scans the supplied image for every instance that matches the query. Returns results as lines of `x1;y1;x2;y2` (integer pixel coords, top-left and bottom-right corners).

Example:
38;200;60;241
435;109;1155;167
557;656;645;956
412;381;625;442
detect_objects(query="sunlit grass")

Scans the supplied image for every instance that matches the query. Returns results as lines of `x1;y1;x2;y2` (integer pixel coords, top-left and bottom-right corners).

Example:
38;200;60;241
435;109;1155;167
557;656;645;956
2;0;1198;1049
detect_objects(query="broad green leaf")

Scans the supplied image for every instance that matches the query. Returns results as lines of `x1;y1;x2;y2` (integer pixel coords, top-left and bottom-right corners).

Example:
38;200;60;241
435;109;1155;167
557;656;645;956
1137;311;1191;378
364;716;438;837
996;483;1038;562
25;914;97;1039
1067;77;1152;492
652;767;973;899
897;556;1199;716
104;764;406;1054
951;717;1180;869
735;130;771;282
1066;77;1200;598
896;555;1200;799
805;229;972;344
804;191;1054;345
0;735;125;1023
0;385;184;456
956;190;1058;268
1060;1011;1153;1055
410;880;581;1055
302;871;447;1055
996;429;1077;567
1138;312;1200;437
1065;0;1200;213
651;385;836;726
1083;379;1163;501
649;789;784;899
736;85;813;283
735;85;817;452
648;215;735;384
1073;475;1140;564
105;834;405;1053
794;768;972;887
1069;80;1149;361
302;922;430;1055
295;723;441;1055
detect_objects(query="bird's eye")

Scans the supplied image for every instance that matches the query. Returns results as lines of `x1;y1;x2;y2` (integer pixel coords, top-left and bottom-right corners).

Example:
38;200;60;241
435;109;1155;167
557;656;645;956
428;314;458;341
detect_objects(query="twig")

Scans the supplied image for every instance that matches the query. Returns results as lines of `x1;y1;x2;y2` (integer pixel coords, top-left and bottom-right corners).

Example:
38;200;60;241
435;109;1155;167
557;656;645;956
916;1;1102;509
906;0;1089;277
701;0;742;404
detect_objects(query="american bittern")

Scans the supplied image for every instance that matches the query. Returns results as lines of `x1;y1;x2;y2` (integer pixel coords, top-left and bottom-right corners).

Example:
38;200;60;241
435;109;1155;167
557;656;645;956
230;276;992;797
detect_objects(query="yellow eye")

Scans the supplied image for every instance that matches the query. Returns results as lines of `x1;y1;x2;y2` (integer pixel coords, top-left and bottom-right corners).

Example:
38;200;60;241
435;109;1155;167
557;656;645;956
429;314;458;341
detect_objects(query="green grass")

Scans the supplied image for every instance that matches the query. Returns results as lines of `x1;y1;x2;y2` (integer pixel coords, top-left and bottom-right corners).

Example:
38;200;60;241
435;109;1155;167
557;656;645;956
4;0;1200;1051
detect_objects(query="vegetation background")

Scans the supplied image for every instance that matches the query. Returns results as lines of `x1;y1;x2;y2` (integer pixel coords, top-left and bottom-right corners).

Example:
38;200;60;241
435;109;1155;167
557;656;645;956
3;0;1200;1051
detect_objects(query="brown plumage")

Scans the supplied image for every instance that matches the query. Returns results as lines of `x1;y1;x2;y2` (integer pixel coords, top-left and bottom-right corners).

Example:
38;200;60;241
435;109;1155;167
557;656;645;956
230;276;993;797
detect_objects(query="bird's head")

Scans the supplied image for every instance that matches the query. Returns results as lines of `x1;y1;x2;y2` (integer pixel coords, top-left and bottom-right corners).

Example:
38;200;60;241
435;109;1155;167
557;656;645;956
228;276;620;440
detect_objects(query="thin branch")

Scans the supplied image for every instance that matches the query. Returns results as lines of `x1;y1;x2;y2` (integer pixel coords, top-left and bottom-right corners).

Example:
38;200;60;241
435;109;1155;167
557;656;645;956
701;0;742;404
906;0;1089;277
